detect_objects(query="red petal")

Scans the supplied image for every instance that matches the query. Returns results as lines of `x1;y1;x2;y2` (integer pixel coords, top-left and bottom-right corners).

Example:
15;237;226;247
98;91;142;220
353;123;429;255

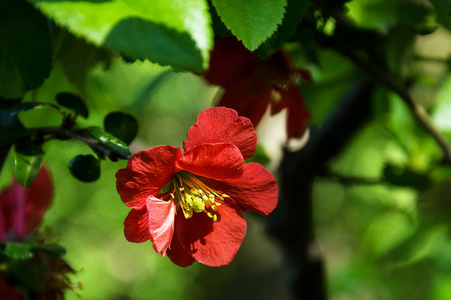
282;87;310;139
184;107;257;159
25;167;53;234
176;143;244;180
204;37;262;86
0;181;26;241
146;196;175;257
217;76;272;128
116;146;182;209
175;200;247;267
124;209;149;243
207;163;278;215
166;227;195;267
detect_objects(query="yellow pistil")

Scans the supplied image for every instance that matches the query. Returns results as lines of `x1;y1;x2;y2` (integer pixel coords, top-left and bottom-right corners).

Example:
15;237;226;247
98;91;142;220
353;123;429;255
169;171;229;221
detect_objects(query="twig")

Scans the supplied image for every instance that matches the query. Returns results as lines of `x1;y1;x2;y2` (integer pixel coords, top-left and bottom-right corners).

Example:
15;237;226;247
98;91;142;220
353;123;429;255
32;127;131;160
315;30;451;164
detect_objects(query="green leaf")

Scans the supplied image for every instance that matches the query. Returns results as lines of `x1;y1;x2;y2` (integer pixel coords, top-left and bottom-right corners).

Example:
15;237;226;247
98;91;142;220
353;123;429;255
68;154;101;182
104;112;138;145
212;0;287;50
0;0;52;98
432;75;451;131
14;142;44;188
28;0;213;72
255;0;309;57
55;92;89;118
11;102;62;116
56;29;113;91
87;127;131;159
2;243;34;260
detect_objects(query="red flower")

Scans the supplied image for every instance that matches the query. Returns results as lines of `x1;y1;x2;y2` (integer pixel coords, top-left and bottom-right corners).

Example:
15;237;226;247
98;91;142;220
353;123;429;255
204;37;312;139
0;167;53;242
116;107;278;267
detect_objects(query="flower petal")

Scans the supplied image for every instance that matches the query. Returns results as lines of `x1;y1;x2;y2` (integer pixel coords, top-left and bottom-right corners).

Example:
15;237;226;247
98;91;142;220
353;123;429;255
124;209;149;243
184;107;257;159
176;143;244;180
282;87;310;139
203;36;262;86
116;146;182;209
25;166;53;234
217;75;271;128
166;228;195;267
207;163;278;215
175;200;247;267
146;196;175;257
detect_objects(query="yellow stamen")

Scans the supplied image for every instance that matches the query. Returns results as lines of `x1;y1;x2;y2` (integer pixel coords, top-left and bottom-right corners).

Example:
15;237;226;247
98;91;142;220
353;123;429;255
169;171;229;221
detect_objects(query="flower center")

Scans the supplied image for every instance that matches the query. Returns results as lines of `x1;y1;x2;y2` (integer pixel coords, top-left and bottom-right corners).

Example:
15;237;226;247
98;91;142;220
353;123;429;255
169;171;229;221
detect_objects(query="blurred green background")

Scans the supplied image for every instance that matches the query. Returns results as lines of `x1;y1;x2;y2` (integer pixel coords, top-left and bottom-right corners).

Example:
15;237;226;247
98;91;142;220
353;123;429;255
4;0;451;299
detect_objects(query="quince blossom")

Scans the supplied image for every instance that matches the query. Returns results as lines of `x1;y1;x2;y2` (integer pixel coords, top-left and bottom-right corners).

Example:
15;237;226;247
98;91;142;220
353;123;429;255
204;37;312;139
116;107;278;267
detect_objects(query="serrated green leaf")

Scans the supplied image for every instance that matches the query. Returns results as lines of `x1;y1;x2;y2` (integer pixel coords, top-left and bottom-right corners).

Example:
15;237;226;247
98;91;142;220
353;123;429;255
68;154;100;182
255;0;309;57
87;127;131;158
104;112;138;145
0;0;52;98
212;0;287;50
28;0;213;72
14;144;44;188
55;92;89;118
3;243;34;260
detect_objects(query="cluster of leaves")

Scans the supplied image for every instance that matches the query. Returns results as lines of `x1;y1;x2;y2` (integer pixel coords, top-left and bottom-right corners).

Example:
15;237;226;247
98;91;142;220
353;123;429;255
1;92;137;185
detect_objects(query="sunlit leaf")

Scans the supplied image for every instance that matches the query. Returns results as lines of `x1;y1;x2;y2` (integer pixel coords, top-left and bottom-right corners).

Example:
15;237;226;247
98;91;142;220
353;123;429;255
211;0;287;50
2;243;34;260
68;154;100;182
255;0;309;57
14;142;44;188
104;112;138;145
87;127;131;159
0;0;52;98
28;0;213;72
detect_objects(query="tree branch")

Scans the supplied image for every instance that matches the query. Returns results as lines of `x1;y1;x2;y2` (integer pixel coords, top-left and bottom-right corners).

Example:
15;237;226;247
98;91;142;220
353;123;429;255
269;82;375;300
314;29;451;164
32;127;131;160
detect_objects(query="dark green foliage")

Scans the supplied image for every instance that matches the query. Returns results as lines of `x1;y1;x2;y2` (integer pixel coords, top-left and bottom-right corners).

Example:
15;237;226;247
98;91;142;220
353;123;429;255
0;0;52;98
104;112;138;145
67;154;101;182
55;92;89;119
